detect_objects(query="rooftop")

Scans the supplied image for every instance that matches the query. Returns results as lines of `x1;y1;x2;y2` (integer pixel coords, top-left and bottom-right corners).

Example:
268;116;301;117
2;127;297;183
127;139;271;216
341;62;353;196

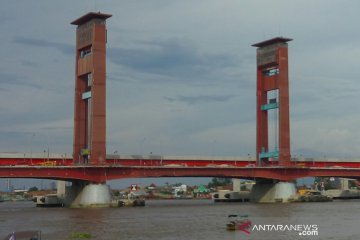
252;37;292;48
71;12;112;25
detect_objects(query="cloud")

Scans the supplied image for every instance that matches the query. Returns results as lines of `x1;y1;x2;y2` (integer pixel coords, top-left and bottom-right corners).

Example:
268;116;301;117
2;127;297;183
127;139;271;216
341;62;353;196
0;73;43;89
291;115;360;158
40;126;72;131
108;39;237;78
13;37;73;56
20;60;39;67
0;16;8;24
188;122;256;156
164;94;234;105
0;117;73;153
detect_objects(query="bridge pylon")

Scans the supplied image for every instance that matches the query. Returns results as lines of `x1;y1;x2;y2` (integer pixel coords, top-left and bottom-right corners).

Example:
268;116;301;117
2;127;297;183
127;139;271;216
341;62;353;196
71;12;112;165
252;37;292;166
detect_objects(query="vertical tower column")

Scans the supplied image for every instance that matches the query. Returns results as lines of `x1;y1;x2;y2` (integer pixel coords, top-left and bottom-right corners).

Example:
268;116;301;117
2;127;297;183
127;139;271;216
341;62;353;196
71;12;111;165
252;37;292;166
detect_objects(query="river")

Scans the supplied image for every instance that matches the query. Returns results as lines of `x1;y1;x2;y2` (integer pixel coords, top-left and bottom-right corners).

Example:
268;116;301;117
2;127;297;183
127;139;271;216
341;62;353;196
0;199;359;240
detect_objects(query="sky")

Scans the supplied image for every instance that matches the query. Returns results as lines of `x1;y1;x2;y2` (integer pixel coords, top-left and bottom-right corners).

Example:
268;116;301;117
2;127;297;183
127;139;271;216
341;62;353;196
1;1;360;189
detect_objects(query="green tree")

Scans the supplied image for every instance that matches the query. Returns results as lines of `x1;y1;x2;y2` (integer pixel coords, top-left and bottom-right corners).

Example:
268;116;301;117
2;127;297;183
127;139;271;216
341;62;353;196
208;178;232;188
28;186;38;192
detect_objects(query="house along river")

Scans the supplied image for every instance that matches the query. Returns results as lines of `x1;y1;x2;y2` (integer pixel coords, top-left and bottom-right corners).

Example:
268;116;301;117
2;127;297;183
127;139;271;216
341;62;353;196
0;199;359;240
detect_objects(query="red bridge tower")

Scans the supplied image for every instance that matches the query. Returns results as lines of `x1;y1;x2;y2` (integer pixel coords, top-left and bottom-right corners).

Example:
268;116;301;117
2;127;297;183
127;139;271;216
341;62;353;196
71;12;112;165
252;37;292;166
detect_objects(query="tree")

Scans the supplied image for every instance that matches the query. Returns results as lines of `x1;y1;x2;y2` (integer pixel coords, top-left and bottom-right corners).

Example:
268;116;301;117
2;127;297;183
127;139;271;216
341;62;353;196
208;178;232;188
28;186;38;192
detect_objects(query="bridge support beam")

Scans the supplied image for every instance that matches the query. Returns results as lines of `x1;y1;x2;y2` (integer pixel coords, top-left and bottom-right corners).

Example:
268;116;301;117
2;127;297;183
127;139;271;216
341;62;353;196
65;181;112;208
250;180;296;203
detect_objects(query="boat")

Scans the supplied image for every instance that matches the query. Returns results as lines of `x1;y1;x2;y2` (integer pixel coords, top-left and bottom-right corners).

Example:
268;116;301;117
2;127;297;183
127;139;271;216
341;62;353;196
112;191;145;207
3;231;41;240
226;214;252;231
296;190;332;202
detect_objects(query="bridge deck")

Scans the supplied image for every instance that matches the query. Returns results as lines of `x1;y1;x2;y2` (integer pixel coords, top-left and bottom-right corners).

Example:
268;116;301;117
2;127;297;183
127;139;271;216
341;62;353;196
1;153;360;182
1;164;360;183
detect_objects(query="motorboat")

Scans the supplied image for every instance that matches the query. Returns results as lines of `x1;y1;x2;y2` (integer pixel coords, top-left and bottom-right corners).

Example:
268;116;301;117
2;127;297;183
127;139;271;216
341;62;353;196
226;214;252;232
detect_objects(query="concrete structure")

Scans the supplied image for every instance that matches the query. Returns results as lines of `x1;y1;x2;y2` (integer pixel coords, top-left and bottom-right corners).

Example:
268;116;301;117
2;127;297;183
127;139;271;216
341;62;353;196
71;12;111;165
212;179;297;203
325;189;360;199
252;37;292;167
57;180;66;199
324;178;360;199
232;179;254;192
212;190;251;202
66;182;112;208
250;181;296;203
212;179;253;202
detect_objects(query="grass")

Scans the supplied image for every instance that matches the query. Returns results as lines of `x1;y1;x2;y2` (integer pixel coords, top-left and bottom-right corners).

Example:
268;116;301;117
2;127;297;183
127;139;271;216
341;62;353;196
68;232;92;239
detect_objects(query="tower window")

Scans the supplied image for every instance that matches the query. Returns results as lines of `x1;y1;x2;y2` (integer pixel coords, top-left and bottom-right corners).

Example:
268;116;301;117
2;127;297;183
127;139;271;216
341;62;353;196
80;47;92;58
263;68;279;77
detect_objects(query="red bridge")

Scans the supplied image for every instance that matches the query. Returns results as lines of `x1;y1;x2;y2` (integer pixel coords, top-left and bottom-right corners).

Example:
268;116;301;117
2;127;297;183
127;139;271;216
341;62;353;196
1;153;360;183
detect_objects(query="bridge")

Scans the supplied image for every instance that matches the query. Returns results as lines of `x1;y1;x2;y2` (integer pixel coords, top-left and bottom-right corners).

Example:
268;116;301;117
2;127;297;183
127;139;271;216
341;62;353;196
1;12;360;205
1;153;360;183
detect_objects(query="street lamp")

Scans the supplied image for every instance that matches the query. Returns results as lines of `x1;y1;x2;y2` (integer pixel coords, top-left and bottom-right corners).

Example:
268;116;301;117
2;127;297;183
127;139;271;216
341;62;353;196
114;150;118;165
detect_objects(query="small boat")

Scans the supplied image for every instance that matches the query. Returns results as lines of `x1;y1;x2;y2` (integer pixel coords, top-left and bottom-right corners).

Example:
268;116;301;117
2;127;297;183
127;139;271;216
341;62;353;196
296;190;332;202
226;214;252;232
112;191;146;207
3;231;41;240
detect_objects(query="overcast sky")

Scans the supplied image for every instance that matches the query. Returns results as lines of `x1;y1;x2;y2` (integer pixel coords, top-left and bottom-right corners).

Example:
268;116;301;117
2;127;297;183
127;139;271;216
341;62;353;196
1;1;360;189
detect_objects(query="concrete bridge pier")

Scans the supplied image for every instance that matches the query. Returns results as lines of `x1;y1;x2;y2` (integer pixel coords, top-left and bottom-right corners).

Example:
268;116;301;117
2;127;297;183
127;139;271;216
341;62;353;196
250;180;296;203
65;181;112;208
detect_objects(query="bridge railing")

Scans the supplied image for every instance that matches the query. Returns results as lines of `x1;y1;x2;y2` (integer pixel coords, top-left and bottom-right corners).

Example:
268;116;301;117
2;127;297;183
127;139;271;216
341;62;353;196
1;152;360;168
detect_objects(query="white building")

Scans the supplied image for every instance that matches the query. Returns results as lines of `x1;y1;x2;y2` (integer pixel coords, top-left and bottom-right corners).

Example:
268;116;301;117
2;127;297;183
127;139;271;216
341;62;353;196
172;184;187;198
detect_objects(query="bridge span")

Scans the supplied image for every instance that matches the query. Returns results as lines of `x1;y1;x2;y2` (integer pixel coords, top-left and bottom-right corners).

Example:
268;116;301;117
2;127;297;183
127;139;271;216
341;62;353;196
1;153;360;183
